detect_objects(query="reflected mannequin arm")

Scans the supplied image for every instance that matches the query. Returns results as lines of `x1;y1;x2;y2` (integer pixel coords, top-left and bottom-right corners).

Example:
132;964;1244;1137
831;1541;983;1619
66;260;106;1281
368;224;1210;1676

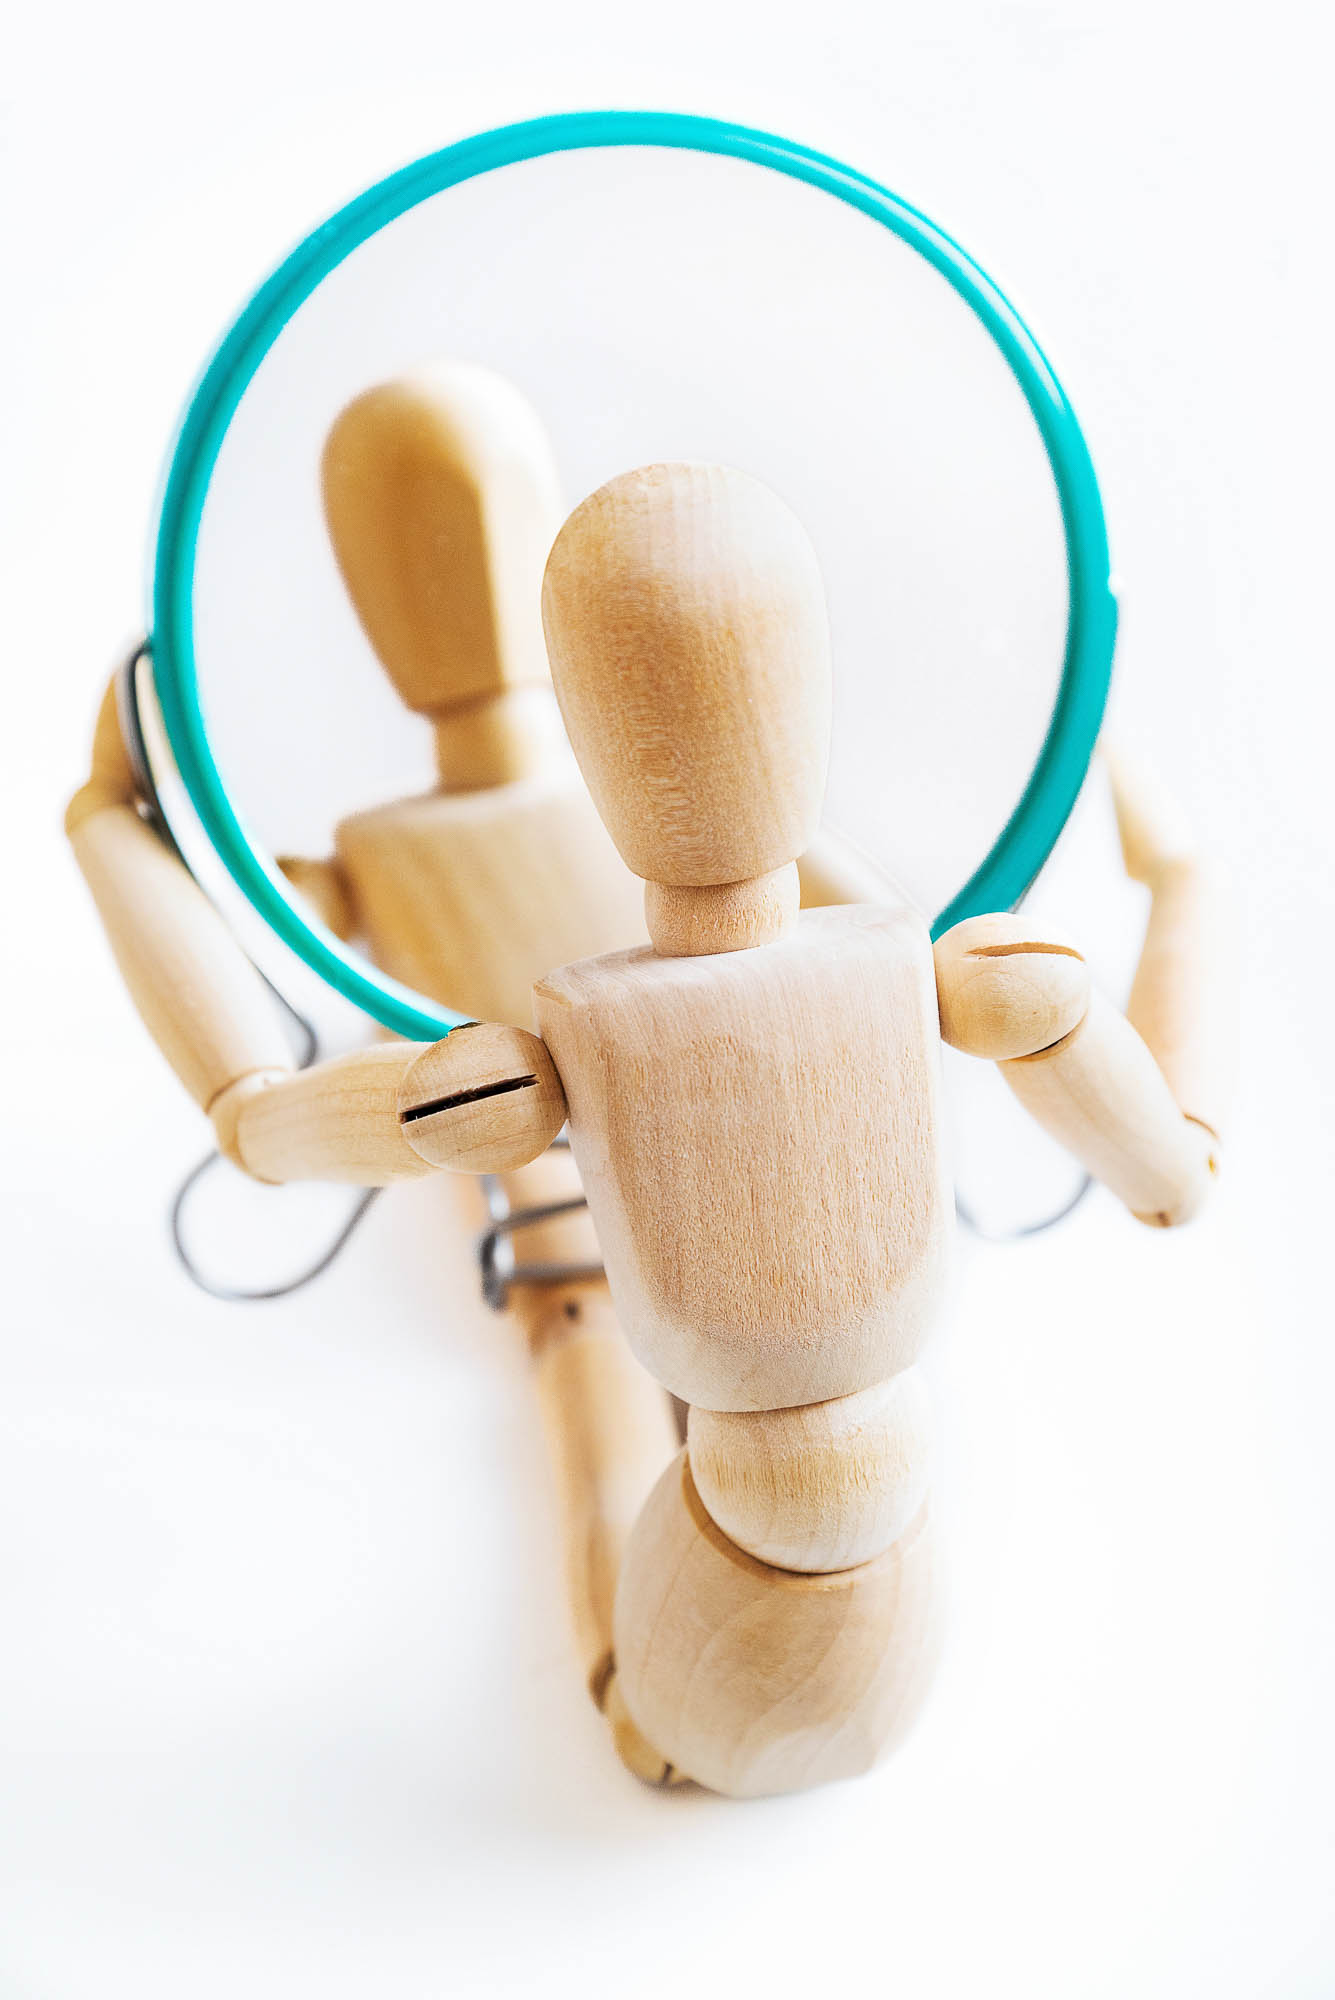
796;822;912;909
277;853;360;943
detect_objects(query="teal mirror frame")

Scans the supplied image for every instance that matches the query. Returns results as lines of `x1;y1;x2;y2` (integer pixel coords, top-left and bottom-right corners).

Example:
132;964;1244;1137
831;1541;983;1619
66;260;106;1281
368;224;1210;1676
150;108;1118;1044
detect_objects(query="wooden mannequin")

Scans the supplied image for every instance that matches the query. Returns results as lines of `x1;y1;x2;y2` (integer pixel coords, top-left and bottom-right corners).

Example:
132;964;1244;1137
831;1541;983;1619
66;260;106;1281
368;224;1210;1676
306;374;909;1769
369;461;1223;1795
296;371;684;1752
67;448;1224;1800
69;367;688;1776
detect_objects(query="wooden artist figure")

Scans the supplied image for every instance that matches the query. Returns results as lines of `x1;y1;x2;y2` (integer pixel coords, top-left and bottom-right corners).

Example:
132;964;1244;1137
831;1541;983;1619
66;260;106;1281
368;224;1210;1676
67;416;1225;1797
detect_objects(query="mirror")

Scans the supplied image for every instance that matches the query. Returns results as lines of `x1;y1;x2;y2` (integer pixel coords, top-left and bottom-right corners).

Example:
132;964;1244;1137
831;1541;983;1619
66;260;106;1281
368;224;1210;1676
148;116;1115;1041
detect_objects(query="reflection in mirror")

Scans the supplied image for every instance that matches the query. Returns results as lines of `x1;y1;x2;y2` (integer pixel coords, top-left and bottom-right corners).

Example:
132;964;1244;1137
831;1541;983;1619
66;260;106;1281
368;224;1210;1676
188;145;1069;1026
279;362;645;1028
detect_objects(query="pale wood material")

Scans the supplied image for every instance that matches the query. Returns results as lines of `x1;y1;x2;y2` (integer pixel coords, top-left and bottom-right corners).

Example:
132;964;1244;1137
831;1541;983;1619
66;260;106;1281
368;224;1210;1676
396;1023;566;1173
613;1452;939;1798
442;1158;680;1782
933;913;1092;1059
283;367;646;1027
525;1277;680;1701
68;798;294;1112
541;463;831;888
1108;749;1234;1140
68;422;1230;1800
936;913;1218;1226
536;901;952;1412
476;1145;605;1274
643;865;799;957
231;1042;433;1185
1000;993;1217;1226
796;822;912;910
209;1068;292;1172
449;1145;678;1736
1105;744;1198;885
603;1670;686;1787
277;854;359;941
332;772;644;1030
322;364;562;719
535;463;951;1792
298;366;647;1027
65;676;138;830
687;1368;932;1573
64;422;679;1792
430;684;569;794
316;383;668;1779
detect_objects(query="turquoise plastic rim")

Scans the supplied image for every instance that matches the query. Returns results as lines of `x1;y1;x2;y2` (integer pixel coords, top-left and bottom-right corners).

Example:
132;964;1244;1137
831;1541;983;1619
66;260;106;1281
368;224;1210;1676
150;108;1117;1043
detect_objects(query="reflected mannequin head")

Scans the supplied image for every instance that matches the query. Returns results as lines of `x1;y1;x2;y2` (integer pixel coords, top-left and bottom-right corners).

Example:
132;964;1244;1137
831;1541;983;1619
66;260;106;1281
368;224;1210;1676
288;366;649;1021
321;364;566;784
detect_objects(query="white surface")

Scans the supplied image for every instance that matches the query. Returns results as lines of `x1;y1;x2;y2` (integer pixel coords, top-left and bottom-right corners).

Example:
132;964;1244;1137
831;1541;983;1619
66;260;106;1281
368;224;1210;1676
4;5;1335;1997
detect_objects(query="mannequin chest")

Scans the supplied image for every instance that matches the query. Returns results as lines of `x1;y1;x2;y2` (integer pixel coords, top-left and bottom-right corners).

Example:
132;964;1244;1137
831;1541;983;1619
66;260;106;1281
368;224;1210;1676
535;901;952;1411
333;771;645;1026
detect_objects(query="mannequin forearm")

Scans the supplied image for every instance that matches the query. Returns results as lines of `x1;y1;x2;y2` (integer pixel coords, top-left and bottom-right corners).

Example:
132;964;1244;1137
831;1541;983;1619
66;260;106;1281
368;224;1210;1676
934;913;1217;1227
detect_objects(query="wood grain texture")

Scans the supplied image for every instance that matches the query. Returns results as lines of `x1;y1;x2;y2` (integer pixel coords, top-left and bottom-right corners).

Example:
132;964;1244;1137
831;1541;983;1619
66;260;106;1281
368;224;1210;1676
613;1451;939;1798
526;1278;680;1701
644;865;799;957
1109;750;1234;1140
687;1368;932;1573
796;823;913;910
1001;992;1217;1226
209;1069;292;1174
934;913;1092;1059
535;901;952;1412
68;802;294;1110
333;771;645;1029
603;1670;684;1787
230;1042;433;1185
322;364;562;716
541;463;831;888
397;1023;565;1173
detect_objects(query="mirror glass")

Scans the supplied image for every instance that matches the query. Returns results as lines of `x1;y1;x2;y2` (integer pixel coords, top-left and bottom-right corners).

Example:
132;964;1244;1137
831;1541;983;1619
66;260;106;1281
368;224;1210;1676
172;138;1087;1028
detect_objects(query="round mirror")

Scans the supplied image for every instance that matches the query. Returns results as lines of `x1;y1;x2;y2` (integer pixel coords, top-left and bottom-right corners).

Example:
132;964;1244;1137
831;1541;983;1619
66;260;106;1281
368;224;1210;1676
148;111;1116;1041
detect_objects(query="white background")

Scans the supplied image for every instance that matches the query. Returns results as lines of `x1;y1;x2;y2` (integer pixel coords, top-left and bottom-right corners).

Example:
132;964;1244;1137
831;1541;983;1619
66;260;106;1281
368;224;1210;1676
4;4;1334;1997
